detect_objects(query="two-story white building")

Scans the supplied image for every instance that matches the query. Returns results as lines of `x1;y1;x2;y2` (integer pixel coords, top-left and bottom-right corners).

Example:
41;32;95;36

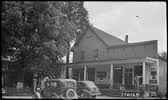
61;26;165;92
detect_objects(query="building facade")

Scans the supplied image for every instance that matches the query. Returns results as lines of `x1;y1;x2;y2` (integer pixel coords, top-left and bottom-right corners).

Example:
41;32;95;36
62;26;160;90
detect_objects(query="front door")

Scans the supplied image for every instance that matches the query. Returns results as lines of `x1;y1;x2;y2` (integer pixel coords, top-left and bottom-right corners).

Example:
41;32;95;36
72;68;84;81
87;68;95;82
124;67;133;89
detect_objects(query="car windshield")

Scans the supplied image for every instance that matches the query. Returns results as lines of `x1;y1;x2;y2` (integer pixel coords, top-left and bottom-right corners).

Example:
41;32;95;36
64;81;77;87
51;82;57;87
45;81;58;87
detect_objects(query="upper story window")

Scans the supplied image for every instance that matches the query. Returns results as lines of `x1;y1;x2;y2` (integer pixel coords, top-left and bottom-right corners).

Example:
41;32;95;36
81;51;85;61
93;49;98;60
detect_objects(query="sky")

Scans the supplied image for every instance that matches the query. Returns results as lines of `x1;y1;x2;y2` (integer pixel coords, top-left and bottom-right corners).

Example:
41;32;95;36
63;2;166;63
84;2;167;53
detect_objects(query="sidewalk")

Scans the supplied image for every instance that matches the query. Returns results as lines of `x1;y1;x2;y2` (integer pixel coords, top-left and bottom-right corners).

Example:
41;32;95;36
2;87;33;96
2;95;163;99
100;95;162;99
100;88;163;99
2;96;32;99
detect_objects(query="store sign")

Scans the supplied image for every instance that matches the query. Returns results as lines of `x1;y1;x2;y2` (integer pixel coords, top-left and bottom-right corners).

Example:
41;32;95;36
121;92;140;97
96;71;106;80
149;80;157;84
146;85;158;91
150;68;156;71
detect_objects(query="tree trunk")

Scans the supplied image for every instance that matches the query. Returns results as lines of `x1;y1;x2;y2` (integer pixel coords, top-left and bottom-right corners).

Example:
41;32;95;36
66;2;72;79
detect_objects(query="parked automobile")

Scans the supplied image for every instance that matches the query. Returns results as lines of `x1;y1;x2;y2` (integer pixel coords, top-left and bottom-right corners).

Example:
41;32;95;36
77;81;101;99
32;79;78;99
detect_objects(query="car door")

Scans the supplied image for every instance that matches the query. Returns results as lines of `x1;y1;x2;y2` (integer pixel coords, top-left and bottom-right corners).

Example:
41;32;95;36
77;82;86;94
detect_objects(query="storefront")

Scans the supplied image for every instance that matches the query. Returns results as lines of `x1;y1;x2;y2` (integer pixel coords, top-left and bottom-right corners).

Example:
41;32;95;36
62;56;159;90
113;63;143;89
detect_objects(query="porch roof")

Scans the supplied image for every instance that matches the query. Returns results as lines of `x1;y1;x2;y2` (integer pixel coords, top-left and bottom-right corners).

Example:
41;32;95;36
61;56;157;68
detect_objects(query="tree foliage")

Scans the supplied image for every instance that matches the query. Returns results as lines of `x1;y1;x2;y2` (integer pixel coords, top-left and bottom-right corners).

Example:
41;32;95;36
1;1;90;78
54;2;90;37
53;2;91;63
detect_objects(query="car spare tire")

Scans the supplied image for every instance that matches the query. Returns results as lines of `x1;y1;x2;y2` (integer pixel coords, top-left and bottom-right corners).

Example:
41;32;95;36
65;89;77;98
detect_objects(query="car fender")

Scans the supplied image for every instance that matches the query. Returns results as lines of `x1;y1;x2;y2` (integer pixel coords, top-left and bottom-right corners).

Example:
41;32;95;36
50;93;59;98
83;89;90;94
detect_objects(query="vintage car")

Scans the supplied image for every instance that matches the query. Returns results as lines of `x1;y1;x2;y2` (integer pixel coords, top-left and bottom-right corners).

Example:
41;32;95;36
32;79;78;99
77;81;101;99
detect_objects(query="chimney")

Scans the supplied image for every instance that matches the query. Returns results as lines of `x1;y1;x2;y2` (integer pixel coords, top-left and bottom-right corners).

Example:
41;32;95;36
125;35;128;43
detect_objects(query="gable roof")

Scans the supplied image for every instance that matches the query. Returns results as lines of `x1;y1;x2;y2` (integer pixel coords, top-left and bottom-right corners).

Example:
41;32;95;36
91;26;127;46
72;26;127;50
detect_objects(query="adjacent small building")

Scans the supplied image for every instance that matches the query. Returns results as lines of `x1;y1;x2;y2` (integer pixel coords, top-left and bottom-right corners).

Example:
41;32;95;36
158;56;167;93
61;26;166;92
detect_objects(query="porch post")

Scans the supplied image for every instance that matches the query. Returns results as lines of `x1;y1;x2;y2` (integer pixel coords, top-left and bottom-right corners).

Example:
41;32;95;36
64;66;66;78
69;68;72;79
156;60;159;85
84;65;87;81
122;67;125;85
142;62;146;85
61;66;66;78
110;64;113;88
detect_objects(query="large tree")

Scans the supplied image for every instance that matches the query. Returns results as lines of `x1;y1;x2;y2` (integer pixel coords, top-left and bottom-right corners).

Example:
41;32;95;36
1;1;90;80
53;2;91;78
54;2;90;64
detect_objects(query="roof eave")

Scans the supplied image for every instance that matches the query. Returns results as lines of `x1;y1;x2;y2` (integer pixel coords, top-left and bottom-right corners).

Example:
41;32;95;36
107;40;158;49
